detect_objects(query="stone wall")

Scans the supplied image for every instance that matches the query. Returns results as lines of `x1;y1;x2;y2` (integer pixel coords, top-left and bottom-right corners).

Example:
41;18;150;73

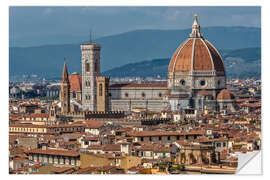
110;99;168;112
80;152;115;168
109;86;167;100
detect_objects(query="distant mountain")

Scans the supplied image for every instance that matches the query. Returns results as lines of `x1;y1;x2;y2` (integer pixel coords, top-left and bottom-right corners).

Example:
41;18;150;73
103;47;261;79
9;26;261;78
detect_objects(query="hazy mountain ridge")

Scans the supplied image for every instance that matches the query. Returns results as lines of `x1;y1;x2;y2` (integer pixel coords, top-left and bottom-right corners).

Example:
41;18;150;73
103;47;261;79
9;27;261;78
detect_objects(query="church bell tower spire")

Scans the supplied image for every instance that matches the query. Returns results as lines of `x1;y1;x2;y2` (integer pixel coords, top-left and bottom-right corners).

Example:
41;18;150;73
60;60;70;114
62;59;69;83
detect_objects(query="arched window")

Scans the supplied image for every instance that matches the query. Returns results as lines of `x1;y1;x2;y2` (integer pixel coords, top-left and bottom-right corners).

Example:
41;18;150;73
99;83;103;96
85;81;91;87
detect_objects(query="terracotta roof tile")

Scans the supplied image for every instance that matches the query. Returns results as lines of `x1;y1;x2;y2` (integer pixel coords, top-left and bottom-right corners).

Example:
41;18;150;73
168;38;225;73
198;90;209;95
103;144;121;151
83;120;104;129
129;130;204;137
53;167;74;173
170;39;193;72
72;167;97;174
68;74;82;91
217;89;235;100
26;149;79;157
22;113;49;118
193;39;213;70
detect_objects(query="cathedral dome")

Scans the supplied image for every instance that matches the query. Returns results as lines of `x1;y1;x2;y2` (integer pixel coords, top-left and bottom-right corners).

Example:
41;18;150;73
217;89;235;101
168;14;225;74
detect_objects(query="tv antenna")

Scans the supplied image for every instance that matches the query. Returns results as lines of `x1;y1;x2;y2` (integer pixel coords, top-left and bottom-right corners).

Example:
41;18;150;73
89;29;93;43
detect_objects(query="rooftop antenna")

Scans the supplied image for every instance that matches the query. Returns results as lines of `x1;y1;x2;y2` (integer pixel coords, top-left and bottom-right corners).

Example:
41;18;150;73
89;29;93;43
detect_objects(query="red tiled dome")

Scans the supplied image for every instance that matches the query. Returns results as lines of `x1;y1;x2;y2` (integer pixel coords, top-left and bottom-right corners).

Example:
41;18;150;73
168;15;225;74
168;38;225;73
217;89;235;100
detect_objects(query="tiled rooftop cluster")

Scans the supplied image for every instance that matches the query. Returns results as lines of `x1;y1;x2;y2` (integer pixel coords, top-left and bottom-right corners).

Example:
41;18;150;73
9;84;261;174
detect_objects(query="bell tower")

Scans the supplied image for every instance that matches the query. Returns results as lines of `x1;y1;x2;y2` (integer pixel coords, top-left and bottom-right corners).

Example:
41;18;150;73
81;42;101;111
60;60;70;114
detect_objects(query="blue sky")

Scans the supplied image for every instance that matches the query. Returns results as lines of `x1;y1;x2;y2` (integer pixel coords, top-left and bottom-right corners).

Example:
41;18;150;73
9;6;261;47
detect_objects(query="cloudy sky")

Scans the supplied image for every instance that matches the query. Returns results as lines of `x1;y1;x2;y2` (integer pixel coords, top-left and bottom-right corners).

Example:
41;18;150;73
9;6;261;47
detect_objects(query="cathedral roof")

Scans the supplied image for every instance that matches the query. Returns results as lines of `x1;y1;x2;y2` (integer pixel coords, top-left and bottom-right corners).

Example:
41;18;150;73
217;89;235;101
168;14;225;74
68;73;82;91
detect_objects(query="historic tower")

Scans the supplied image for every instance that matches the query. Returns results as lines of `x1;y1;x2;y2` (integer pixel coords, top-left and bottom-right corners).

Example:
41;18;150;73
60;61;70;113
81;42;101;111
96;76;110;112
